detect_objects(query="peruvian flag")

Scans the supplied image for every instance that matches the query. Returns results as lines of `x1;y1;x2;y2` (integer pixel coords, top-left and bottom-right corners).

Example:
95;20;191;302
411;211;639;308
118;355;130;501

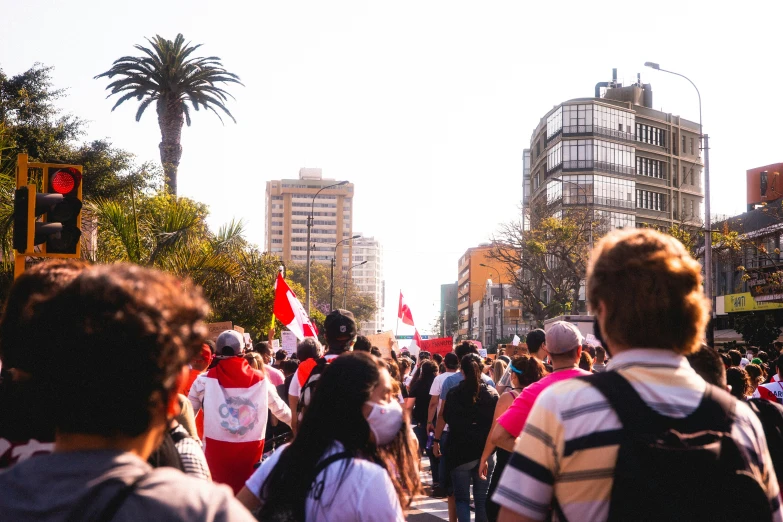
192;358;273;493
407;329;423;357
274;272;318;340
398;291;415;326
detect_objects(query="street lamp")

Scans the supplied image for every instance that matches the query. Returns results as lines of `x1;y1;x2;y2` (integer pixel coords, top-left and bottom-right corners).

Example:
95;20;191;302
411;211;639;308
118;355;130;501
480;264;504;343
331;234;360;311
644;62;713;345
306;180;348;315
343;260;367;309
550;177;594;250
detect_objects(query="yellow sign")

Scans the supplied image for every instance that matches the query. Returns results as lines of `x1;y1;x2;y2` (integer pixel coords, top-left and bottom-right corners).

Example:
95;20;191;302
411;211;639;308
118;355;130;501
724;293;783;313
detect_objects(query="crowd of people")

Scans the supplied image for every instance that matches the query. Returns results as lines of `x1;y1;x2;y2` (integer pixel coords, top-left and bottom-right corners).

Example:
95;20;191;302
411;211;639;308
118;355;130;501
1;228;783;521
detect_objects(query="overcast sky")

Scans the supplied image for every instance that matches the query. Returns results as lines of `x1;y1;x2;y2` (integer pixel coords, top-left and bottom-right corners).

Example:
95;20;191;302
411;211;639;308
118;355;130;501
3;0;782;335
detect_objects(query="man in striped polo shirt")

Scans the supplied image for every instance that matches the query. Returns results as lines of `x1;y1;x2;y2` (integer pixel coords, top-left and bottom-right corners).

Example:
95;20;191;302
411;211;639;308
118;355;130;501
494;229;782;522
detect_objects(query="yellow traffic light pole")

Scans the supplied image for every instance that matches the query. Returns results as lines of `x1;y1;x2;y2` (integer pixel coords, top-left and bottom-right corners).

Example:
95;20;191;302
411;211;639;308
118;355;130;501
14;153;84;279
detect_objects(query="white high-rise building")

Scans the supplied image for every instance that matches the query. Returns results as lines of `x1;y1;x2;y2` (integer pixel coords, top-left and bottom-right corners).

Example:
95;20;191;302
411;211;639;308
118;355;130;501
352;235;384;335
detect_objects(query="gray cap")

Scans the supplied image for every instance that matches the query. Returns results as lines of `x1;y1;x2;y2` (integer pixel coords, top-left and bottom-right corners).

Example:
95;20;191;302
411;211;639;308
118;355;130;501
545;321;584;355
216;330;244;356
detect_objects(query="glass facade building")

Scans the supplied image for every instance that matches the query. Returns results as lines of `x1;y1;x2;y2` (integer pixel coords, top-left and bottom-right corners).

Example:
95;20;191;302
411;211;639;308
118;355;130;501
525;80;704;234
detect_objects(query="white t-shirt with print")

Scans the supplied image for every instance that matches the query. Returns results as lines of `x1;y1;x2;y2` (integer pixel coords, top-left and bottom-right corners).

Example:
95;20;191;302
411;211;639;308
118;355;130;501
245;442;404;522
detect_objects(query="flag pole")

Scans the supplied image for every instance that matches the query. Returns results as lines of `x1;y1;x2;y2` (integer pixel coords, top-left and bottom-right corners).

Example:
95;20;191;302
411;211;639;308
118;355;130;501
396;289;400;339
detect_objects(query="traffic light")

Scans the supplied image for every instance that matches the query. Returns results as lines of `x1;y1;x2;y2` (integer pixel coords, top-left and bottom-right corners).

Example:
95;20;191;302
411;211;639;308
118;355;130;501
13;154;83;258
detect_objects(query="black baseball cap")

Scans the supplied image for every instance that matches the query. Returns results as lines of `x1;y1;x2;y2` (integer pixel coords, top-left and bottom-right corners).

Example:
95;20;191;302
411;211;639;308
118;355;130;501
324;309;357;343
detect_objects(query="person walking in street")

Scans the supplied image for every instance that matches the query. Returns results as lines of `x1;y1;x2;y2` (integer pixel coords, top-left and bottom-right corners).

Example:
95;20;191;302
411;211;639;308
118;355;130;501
189;330;291;493
434;354;499;522
479;355;547;521
0;264;254;521
490;321;590;453
237;352;420;521
494;228;781;522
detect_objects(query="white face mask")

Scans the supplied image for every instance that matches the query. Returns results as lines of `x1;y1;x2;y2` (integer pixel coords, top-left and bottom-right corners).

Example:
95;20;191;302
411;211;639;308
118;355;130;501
365;400;403;446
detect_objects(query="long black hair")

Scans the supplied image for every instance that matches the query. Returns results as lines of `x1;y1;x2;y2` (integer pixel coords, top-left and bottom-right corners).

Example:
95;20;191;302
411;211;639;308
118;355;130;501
258;352;420;519
409;359;438;394
460;353;483;404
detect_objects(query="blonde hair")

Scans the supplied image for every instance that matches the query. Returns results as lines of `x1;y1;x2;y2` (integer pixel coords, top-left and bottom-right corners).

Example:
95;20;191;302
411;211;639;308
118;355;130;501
587;228;709;355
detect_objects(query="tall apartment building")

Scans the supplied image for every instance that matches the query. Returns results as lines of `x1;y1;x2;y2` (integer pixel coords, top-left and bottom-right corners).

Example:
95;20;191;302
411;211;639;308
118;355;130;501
457;244;511;339
351;235;385;335
265;168;355;271
524;69;704;232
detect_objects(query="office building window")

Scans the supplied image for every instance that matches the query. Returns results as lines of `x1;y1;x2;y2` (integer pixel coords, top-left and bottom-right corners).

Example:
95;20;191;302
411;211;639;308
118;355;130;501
547;142;563;171
594;210;635;230
563;104;594;134
635;123;666;147
636;189;667;211
636;157;666;179
561;174;634;210
682;135;687;156
547;106;563;138
562;139;635;176
682;166;688;185
690;137;695;155
271;239;282;244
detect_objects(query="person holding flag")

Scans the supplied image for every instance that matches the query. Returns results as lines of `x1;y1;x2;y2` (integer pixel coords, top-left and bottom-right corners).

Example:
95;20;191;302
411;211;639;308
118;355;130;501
288;310;358;434
189;330;291;494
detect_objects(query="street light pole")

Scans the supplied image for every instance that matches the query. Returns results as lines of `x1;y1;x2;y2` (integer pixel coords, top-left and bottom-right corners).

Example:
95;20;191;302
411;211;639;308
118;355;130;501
343;260;367;309
330;234;360;312
306;180;347;315
481;264;503;342
644;62;712;346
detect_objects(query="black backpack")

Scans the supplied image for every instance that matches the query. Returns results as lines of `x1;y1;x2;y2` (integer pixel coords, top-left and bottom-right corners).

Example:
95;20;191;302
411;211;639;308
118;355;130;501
574;371;772;522
296;357;329;416
748;398;783;483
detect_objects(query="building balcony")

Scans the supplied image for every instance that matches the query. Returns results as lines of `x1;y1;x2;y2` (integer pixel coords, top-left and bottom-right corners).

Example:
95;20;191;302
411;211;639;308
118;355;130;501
563;125;636;144
563;160;635;177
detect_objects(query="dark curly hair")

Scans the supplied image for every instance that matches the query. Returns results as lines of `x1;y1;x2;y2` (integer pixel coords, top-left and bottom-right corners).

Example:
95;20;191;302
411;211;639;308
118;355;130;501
30;264;209;437
0;259;90;372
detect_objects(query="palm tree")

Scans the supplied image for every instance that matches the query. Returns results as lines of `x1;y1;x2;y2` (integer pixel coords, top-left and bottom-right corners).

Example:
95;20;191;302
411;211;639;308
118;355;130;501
95;34;242;195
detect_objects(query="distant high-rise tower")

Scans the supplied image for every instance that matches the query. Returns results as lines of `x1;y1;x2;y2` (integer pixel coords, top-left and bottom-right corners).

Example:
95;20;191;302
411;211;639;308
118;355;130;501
265;168;355;272
351;235;384;335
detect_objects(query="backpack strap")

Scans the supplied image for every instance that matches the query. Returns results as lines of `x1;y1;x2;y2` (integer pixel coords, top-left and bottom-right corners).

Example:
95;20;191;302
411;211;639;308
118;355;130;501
65;473;149;522
579;372;734;434
314;450;353;475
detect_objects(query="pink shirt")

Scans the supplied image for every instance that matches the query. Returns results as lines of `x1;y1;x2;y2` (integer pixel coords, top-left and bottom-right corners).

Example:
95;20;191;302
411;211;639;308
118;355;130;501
266;365;285;386
496;368;590;438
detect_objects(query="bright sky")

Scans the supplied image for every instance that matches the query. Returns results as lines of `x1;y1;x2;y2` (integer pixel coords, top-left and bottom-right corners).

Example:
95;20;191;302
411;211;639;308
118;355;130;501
3;0;782;335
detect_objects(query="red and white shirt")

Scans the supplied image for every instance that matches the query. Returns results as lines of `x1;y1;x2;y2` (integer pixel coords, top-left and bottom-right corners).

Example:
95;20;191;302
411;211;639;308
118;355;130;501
753;380;783;405
188;357;291;494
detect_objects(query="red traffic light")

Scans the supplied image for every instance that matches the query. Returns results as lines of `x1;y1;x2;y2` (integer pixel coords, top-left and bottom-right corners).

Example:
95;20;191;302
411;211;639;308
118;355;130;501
50;168;81;195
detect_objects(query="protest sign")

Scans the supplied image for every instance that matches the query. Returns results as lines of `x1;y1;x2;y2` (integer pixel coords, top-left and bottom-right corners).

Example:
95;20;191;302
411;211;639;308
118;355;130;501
281;330;298;356
367;331;396;358
420;337;453;357
206;321;232;341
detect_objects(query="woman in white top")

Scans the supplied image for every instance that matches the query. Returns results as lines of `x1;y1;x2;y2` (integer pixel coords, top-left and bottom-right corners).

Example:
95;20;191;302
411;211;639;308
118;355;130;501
237;352;421;521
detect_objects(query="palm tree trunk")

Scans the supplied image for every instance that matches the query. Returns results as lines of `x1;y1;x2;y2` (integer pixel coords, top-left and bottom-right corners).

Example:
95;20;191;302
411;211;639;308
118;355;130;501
157;98;184;195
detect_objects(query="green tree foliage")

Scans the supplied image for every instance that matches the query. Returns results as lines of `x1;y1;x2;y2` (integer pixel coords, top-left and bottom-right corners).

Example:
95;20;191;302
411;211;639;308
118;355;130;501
95;34;242;195
490;200;597;325
285;262;377;328
733;312;781;348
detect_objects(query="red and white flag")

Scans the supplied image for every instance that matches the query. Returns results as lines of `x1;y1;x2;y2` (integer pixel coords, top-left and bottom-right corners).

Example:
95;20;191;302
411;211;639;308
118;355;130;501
398;291;415;326
274;272;318;340
407;328;423;357
189;357;290;493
